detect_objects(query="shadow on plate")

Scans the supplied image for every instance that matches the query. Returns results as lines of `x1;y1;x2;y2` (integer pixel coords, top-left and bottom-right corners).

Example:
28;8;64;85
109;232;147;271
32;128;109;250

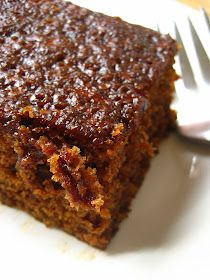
107;135;210;255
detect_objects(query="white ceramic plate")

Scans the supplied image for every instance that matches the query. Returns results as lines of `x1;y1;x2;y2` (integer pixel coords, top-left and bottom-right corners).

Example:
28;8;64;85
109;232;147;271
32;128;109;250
1;1;210;279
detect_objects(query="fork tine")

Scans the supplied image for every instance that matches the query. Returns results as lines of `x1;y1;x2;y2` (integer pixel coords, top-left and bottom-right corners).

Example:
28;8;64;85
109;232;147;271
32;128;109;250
174;22;197;89
188;17;210;83
201;8;210;32
156;24;160;32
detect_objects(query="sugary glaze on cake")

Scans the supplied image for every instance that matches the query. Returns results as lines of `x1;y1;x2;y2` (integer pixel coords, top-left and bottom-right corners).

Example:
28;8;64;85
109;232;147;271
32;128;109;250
0;0;177;148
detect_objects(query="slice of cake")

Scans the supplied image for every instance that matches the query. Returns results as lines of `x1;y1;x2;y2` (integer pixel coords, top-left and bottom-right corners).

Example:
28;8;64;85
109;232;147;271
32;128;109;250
0;0;177;248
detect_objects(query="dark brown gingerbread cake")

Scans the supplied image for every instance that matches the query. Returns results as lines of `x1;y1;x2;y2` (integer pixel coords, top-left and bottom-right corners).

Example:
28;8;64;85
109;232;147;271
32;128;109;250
0;0;177;248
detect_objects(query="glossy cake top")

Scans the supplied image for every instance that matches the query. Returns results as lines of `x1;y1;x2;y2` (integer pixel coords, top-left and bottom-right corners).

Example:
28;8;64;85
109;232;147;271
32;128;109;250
0;0;177;146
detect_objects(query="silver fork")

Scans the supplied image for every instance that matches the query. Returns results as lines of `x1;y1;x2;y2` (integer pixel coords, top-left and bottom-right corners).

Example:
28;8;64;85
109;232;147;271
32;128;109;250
163;9;210;144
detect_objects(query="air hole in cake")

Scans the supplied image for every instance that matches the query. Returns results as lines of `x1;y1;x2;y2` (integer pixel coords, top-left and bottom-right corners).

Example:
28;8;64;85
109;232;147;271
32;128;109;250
36;163;63;190
36;164;51;182
89;162;97;169
84;212;102;229
10;164;17;176
53;181;63;190
19;117;34;127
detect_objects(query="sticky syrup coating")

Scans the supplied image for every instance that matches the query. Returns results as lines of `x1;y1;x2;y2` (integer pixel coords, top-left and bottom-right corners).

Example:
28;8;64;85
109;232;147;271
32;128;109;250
0;0;177;147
